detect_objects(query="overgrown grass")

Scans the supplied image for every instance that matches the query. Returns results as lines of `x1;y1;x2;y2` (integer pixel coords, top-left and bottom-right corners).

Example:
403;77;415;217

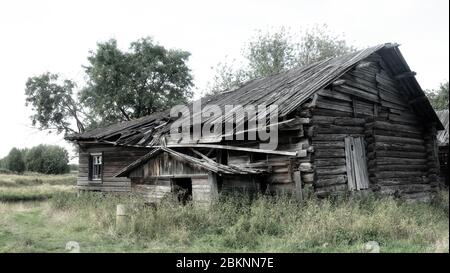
0;174;448;252
43;190;450;252
0;172;75;202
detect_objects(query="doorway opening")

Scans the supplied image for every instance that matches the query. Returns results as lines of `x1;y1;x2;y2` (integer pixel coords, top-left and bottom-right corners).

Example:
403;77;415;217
171;178;192;204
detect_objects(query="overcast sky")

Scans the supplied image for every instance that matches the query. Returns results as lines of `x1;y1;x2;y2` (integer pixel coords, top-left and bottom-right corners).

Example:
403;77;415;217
0;0;448;162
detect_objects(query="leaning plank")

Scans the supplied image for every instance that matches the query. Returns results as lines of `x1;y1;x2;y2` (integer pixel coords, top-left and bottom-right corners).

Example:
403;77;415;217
163;144;299;157
344;137;356;191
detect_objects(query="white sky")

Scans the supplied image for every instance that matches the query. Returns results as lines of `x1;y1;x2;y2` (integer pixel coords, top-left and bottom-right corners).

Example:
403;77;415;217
0;0;448;162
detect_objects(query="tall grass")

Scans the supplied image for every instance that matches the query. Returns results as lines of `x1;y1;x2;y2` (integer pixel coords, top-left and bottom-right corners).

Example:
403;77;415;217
0;173;75;202
49;190;449;252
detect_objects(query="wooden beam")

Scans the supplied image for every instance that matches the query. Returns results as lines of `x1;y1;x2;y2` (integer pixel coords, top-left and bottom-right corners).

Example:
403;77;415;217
356;62;373;69
408;95;428;105
164;144;300;157
395;71;416;80
332;79;346;86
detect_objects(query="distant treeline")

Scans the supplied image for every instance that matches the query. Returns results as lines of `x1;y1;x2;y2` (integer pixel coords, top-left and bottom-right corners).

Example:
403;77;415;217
0;144;75;175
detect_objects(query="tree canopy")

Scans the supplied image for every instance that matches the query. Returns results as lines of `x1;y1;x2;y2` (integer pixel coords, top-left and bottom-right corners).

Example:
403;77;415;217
425;81;449;111
80;38;193;127
25;73;84;134
25;37;194;135
208;25;356;95
25;144;70;174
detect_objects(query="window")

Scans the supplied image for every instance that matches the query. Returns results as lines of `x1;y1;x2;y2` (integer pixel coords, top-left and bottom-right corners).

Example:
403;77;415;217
90;153;103;181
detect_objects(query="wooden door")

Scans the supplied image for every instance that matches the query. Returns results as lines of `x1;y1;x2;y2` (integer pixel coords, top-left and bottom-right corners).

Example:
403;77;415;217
344;136;369;191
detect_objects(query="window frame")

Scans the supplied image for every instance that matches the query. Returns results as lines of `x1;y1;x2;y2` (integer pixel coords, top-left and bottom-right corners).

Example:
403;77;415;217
89;152;103;183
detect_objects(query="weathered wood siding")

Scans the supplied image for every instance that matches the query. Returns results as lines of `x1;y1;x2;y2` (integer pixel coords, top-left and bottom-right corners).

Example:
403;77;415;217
220;124;311;196
128;152;218;204
309;53;436;199
77;144;150;192
129;152;207;178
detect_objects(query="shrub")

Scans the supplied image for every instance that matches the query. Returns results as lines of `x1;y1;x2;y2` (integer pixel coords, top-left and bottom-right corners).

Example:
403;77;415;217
6;148;26;173
0;168;13;174
25;144;70;174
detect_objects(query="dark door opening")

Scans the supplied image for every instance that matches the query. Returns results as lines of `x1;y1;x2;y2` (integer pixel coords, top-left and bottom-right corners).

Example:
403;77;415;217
172;178;192;204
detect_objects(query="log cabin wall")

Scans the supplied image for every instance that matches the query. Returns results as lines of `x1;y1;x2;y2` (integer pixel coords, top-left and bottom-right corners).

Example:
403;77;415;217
77;144;150;192
219;123;312;197
308;53;435;199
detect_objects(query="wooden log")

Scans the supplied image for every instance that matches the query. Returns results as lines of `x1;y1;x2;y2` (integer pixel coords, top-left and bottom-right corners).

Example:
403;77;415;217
342;78;379;95
315;175;347;188
315;184;349;197
313;134;363;141
299;163;313;172
369;164;428;172
376;177;427;185
312;108;353;118
315;148;346;158
369;150;426;159
314;158;346;167
368;121;423;134
376;157;427;165
313;141;345;149
315;98;353;113
369;142;426;152
316;166;347;175
312;115;364;125
318;89;351;102
316;124;365;134
374;135;424;145
333;85;380;103
374;171;426;179
301;173;315;183
372;129;423;139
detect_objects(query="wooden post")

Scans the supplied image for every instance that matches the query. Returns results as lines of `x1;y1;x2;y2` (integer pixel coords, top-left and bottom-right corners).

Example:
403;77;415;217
293;170;303;202
116;204;129;230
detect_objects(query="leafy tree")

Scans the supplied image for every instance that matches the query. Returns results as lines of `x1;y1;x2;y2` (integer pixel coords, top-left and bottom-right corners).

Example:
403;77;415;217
25;73;85;135
25;145;69;174
0;157;7;169
425;81;449;111
207;60;248;94
297;25;355;67
209;25;355;94
245;28;298;78
80;37;193;126
25;37;194;134
6;148;26;173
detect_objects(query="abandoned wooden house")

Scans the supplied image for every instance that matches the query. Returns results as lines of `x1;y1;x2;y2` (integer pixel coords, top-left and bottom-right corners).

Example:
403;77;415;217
436;110;449;186
66;43;444;204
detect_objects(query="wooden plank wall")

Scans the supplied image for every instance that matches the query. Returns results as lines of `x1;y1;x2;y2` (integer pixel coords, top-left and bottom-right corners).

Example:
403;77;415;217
308;53;435;199
131;178;172;203
130;174;217;205
134;152;208;178
222;124;312;196
77;144;150;192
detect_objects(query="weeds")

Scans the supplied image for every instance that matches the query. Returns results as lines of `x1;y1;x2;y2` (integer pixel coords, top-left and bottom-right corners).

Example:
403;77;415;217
43;190;450;252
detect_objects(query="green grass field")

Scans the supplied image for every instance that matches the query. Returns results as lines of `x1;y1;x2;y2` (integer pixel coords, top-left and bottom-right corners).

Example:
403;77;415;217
0;173;448;253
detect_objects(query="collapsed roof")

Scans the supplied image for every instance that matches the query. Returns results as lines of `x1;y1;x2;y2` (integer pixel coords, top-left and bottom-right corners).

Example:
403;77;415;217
114;146;267;177
66;43;444;148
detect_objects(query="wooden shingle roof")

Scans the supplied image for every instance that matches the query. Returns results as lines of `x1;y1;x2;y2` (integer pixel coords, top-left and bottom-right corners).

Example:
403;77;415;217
66;43;443;147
